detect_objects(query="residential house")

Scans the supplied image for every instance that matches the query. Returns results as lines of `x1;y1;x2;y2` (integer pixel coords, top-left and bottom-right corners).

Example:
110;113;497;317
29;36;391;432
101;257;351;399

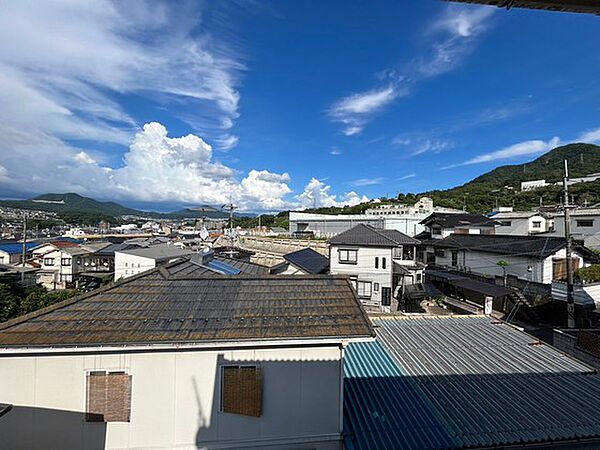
114;246;193;281
270;248;330;275
420;234;590;285
491;210;550;235
37;242;111;290
418;212;498;241
328;224;422;312
344;315;600;450
0;241;38;265
550;208;600;250
0;262;374;450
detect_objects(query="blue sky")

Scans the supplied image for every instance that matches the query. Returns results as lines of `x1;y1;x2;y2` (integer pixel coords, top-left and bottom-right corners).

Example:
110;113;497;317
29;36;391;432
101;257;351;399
0;1;598;211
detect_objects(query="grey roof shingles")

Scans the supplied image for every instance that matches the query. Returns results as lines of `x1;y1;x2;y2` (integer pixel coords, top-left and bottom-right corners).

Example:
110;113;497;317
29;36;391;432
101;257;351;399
0;265;374;347
420;212;499;228
328;224;419;247
115;246;193;261
284;248;329;274
344;316;600;450
423;233;568;258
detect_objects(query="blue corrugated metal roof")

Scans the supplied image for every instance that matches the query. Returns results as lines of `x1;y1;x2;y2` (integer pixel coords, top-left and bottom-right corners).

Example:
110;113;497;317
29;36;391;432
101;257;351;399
0;242;39;255
344;341;456;450
206;259;241;275
344;317;600;449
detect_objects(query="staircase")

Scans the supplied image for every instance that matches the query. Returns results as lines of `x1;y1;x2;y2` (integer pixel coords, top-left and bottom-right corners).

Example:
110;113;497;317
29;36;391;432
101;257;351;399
506;291;542;324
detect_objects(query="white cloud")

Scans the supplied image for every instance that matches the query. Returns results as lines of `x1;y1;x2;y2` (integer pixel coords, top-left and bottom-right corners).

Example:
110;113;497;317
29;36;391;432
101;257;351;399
578;127;600;144
330;147;343;156
74;152;96;165
350;177;385;187
444;137;561;169
398;173;416;180
393;137;451;156
328;5;494;135
0;1;243;153
297;178;369;209
328;86;400;136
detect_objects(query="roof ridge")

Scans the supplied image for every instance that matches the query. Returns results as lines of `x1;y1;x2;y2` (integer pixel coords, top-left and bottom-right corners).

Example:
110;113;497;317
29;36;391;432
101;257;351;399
365;224;408;245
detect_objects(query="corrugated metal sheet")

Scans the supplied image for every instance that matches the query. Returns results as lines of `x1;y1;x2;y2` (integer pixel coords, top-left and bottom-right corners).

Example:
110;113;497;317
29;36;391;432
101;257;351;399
344;316;600;449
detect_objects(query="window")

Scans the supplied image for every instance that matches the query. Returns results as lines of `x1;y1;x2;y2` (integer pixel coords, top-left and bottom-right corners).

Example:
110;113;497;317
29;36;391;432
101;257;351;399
0;256;4;264
61;258;72;266
43;257;55;266
402;246;414;261
76;258;82;265
382;257;386;270
451;251;458;267
373;282;379;292
500;221;512;227
338;249;358;264
86;371;132;422
434;249;445;258
416;273;422;282
222;366;262;417
375;257;379;269
392;247;402;259
125;262;128;267
431;225;442;235
532;221;541;229
357;281;372;298
576;219;594;227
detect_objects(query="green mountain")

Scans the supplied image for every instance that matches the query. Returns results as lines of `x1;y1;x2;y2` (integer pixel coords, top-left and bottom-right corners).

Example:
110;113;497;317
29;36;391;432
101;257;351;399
0;193;230;221
398;143;600;213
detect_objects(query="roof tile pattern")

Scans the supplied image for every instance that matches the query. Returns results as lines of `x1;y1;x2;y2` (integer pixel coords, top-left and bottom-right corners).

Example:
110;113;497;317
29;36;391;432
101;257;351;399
284;248;329;274
0;270;373;347
328;224;419;247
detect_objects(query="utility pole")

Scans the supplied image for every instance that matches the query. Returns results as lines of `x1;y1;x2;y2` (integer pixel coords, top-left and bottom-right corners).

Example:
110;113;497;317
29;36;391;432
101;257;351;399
563;159;575;329
21;214;27;284
222;201;238;257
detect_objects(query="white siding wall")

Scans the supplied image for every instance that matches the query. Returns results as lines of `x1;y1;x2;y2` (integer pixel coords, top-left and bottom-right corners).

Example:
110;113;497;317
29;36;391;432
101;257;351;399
430;246;583;284
329;245;393;307
114;253;156;281
554;215;600;237
0;345;343;450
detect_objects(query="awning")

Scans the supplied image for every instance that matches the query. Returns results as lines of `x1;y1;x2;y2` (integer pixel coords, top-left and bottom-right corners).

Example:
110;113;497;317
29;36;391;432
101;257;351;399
450;278;512;298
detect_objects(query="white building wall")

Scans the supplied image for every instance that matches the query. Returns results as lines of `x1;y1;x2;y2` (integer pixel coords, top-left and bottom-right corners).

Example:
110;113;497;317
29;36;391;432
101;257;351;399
114;253;157;281
0;345;343;450
382;217;425;237
431;246;584;284
329;245;393;307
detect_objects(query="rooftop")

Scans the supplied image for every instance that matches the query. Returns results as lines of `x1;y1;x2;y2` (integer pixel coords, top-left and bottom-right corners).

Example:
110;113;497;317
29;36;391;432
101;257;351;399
328;224;420;247
0;267;373;348
344;316;600;450
491;211;543;219
115;245;193;261
423;233;570;258
0;241;39;255
283;248;329;274
420;212;498;228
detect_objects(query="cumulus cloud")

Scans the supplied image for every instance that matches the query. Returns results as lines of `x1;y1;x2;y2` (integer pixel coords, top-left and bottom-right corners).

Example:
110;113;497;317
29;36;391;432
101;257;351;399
444;137;561;169
298;178;369;208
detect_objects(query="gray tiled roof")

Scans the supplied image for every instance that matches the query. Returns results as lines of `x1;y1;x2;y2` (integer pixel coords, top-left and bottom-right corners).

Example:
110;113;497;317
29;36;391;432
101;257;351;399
0;268;374;347
328;224;419;247
115;246;193;261
420;212;498;227
344;316;600;450
284;248;329;274
423;233;568;258
165;255;269;277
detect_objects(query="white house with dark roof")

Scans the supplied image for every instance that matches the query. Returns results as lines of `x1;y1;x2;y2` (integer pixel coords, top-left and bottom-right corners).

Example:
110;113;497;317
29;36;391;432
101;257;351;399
0;260;374;450
420;233;591;285
114;245;193;281
270;248;330;275
328;224;422;312
491;210;550;235
418;212;499;240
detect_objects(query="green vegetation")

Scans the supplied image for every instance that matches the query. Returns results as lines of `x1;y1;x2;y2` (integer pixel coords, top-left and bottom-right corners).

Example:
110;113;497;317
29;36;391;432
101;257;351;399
0;284;80;322
574;265;600;283
234;211;289;229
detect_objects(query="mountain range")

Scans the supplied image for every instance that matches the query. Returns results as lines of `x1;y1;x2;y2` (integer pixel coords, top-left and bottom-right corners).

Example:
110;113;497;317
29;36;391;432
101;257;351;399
0;193;230;220
1;143;599;221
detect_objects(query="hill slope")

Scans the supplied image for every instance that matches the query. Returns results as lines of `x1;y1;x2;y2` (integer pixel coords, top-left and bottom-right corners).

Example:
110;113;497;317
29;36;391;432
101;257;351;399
398;143;600;213
0;193;230;220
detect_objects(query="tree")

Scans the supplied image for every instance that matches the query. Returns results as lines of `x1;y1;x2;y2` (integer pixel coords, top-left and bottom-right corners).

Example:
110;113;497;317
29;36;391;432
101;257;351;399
497;260;509;286
0;284;20;322
20;287;79;315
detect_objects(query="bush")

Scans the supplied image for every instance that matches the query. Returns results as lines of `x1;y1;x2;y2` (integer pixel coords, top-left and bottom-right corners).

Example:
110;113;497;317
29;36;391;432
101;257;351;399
574;265;600;283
